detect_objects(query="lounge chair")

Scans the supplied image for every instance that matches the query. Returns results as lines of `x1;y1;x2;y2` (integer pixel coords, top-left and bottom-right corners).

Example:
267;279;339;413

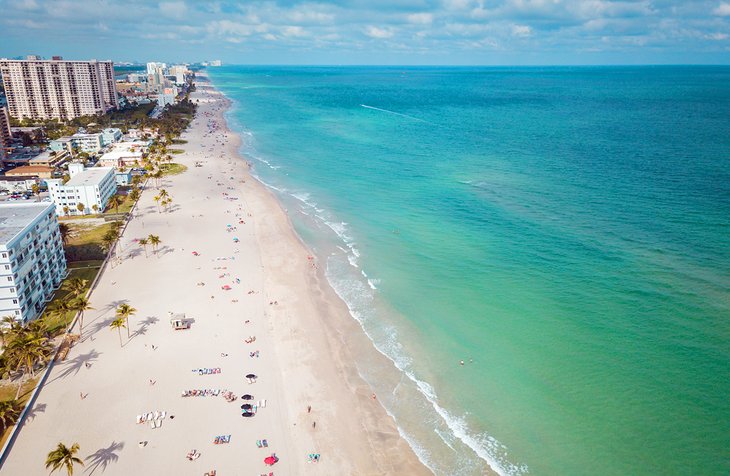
256;440;262;448
149;420;155;429
262;439;268;447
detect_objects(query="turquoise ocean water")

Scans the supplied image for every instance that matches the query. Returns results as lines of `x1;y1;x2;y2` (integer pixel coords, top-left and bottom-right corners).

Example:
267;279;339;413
208;66;730;475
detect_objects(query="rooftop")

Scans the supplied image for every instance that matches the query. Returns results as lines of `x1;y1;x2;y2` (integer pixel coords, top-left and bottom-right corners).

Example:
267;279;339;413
0;202;53;245
5;165;53;175
65;167;114;187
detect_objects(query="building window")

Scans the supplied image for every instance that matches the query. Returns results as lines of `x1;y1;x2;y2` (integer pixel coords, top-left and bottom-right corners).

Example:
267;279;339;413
12;299;17;304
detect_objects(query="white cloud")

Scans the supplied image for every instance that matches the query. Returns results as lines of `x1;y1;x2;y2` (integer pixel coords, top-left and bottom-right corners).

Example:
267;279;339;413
706;32;729;40
365;26;394;39
511;24;532;37
14;0;39;10
159;1;188;20
281;26;307;38
407;13;434;25
714;3;730;16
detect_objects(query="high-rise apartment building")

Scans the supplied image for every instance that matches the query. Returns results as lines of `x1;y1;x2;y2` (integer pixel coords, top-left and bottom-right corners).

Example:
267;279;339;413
0;56;119;121
146;62;167;75
0;202;67;323
0;106;12;159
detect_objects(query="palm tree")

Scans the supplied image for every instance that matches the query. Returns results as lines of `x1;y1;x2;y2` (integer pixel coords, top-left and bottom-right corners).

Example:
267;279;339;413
48;300;74;329
153;195;161;213
45;442;84;476
147;235;161;256
63;206;70;216
76;203;85;215
137;238;149;258
70;297;93;335
115;304;137;337
110;194;124;214
4;331;52;398
129;188;141;202
0;399;21;431
0;315;20;347
158;189;169;199
91;204;99;214
109;317;126;347
58;223;71;246
64;278;88;299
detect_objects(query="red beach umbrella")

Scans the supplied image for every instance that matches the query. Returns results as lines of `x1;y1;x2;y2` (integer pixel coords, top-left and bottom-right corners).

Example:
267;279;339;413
264;455;278;465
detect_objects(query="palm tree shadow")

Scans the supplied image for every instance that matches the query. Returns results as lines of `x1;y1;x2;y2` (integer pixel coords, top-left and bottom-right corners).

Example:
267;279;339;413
132;315;158;338
84;441;124;475
47;350;102;384
25;402;46;423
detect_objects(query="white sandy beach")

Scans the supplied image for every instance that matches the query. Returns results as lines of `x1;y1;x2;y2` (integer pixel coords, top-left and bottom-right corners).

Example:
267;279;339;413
1;77;430;475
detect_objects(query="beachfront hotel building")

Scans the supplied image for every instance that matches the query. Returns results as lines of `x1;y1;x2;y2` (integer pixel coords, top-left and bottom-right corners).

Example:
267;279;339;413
46;163;116;216
0;202;67;323
0;56;119;121
0;106;12;159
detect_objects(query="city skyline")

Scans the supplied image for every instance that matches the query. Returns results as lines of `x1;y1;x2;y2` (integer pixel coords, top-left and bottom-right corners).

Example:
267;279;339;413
0;0;729;65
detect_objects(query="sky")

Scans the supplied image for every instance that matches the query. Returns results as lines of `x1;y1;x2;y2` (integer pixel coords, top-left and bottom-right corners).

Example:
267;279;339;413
1;0;729;65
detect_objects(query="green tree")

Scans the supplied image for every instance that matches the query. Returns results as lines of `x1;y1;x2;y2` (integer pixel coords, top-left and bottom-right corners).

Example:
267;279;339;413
147;235;161;256
62;206;70;216
45;442;84;476
64;278;88;299
129;188;141;202
58;223;71;245
109;194;124;214
0;315;20;347
76;203;85;215
153;195;161;213
137;238;148;258
0;399;22;431
91;204;99;214
70;297;93;336
48;300;74;330
4;331;52;398
109;316;126;347
115;304;137;338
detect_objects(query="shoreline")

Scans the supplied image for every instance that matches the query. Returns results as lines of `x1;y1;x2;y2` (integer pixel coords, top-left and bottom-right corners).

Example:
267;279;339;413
208;73;433;474
0;74;430;475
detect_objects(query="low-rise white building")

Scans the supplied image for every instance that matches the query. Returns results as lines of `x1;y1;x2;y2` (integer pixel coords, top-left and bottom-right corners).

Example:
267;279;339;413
114;169;133;186
0;202;67;323
97;141;149;168
46;163;117;216
50;133;105;154
102;128;123;145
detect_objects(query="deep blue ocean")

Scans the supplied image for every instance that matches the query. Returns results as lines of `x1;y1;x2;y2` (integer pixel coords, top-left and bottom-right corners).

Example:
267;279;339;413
208;66;730;475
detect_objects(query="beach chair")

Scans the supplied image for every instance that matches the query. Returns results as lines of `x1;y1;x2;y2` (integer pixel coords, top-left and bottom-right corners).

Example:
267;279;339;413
160;411;166;419
156;419;162;428
136;415;144;424
262;439;268;448
261;399;266;408
149;420;155;429
214;436;220;444
256;440;262;448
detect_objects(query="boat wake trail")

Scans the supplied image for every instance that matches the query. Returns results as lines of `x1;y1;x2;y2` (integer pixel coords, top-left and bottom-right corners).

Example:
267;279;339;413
360;104;430;123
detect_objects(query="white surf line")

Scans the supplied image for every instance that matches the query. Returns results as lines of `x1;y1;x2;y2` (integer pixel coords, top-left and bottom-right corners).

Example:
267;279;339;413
360;104;430;123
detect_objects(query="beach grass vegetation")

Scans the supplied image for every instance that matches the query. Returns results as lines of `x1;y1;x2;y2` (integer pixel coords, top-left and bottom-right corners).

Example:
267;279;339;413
159;163;187;176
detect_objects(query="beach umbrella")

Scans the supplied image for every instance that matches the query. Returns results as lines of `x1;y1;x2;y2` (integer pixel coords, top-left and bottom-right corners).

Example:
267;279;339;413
246;374;256;379
241;394;254;400
264;455;278;465
241;412;254;418
241;404;252;410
